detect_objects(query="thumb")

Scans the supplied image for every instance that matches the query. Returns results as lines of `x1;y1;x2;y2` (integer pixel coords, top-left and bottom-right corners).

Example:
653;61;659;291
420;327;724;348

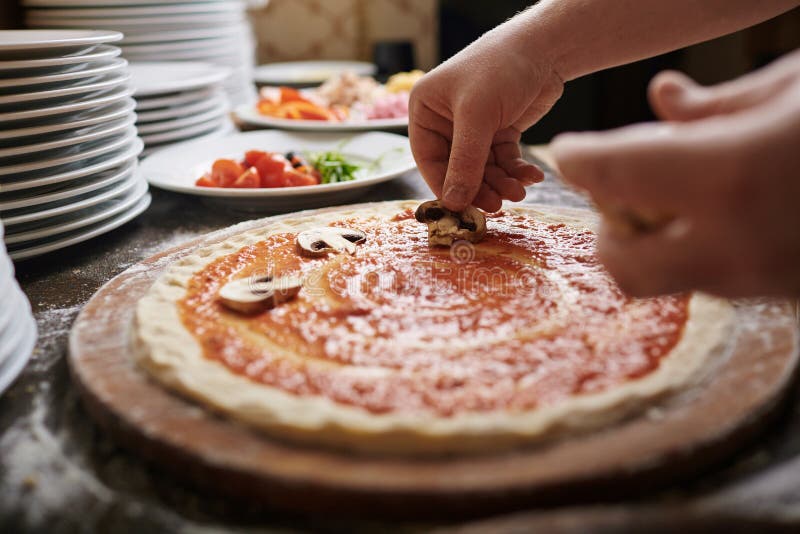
441;111;494;212
649;68;788;122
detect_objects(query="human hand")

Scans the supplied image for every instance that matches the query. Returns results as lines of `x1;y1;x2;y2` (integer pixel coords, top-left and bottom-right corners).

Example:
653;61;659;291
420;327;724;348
408;26;563;212
552;49;800;298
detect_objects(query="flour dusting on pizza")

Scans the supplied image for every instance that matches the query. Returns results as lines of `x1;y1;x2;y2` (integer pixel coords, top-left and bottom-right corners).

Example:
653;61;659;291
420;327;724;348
133;201;733;455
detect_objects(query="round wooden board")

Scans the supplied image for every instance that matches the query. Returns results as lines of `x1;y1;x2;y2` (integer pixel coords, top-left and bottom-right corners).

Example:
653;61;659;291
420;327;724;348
69;202;800;520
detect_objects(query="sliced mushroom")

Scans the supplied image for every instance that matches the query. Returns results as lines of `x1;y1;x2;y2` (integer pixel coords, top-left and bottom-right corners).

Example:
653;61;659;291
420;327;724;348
218;274;303;314
414;200;487;246
296;227;366;256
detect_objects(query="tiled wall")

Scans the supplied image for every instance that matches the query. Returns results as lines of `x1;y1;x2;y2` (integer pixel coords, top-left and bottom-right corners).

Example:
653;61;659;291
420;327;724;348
249;0;438;70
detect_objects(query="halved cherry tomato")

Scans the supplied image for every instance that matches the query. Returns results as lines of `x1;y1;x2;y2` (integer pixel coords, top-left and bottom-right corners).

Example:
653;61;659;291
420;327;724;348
282;168;319;187
195;174;217;187
254;153;290;188
244;150;269;167
232;167;260;188
211;159;246;188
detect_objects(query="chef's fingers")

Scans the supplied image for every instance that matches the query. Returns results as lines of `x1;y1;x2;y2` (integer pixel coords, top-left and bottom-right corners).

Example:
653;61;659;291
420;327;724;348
551;121;725;211
409;122;451;198
649;60;797;123
484;165;527;202
493;138;544;186
472;181;504;212
441;109;495;212
597;219;723;297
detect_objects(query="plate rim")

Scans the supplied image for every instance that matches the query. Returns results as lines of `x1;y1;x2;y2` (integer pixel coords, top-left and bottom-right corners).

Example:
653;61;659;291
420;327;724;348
0;97;134;140
4;178;148;243
0;127;138;176
136;93;226;123
8;191;151;260
234;104;408;132
0;137;143;191
0;158;137;211
130;61;231;97
0;71;130;106
253;60;377;85
2;165;140;226
0;84;132;124
0;44;120;70
0;57;128;89
0;113;136;159
135;101;228;134
0;29;122;52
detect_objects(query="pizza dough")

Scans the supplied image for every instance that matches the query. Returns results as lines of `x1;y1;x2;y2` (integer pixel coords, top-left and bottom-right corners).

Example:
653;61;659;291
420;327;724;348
133;201;734;455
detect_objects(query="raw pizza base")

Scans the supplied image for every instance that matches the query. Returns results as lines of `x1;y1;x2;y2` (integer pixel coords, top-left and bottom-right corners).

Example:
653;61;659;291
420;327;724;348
133;201;734;455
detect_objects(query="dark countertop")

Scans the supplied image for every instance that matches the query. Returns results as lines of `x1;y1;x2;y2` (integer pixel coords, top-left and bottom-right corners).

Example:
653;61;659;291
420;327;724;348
3;163;800;533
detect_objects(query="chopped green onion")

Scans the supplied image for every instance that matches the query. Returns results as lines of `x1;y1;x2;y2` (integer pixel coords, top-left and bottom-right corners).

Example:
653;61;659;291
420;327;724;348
308;151;360;184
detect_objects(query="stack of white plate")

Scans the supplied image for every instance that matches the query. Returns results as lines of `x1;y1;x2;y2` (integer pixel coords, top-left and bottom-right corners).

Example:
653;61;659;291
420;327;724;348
130;62;234;158
0;30;150;261
0;221;37;396
23;0;258;106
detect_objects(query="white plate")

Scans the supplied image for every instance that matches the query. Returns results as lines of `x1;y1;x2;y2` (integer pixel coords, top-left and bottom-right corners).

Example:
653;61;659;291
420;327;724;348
119;35;240;55
140;117;230;146
0;44;120;75
0;58;127;90
0;127;137;177
254;61;377;86
27;11;245;28
122;46;249;63
8;192;151;261
0;97;134;142
136;102;227;135
0;71;130;107
25;3;244;17
136;93;226;123
24;0;223;5
134;87;221;111
1;166;140;226
0;30;121;59
0;159;136;211
130;62;230;97
140;121;234;158
119;25;244;45
0;296;37;396
234;103;408;132
0;84;131;124
5;178;147;244
141;130;415;211
1;137;143;192
0;114;135;159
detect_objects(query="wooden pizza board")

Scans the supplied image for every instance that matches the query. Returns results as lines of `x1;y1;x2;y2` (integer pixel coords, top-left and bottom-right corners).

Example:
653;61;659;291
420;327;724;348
68;202;800;520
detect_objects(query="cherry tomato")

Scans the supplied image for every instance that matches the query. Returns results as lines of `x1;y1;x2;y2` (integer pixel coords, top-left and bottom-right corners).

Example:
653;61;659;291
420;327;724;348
211;159;246;188
255;153;290;188
232;167;260;188
282;168;319;187
244;150;269;167
195;174;217;188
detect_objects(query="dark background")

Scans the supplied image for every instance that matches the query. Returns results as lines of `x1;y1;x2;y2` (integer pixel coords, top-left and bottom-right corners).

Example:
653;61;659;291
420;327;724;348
439;1;800;143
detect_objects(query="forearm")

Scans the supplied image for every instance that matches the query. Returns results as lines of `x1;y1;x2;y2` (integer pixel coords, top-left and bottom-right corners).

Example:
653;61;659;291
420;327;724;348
498;0;800;81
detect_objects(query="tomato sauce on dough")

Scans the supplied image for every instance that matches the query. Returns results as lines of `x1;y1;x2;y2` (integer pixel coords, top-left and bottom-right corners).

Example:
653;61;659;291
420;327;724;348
179;210;689;416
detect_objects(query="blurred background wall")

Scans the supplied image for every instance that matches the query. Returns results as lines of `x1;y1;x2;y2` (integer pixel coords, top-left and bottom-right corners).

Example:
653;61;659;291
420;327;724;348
249;0;439;70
